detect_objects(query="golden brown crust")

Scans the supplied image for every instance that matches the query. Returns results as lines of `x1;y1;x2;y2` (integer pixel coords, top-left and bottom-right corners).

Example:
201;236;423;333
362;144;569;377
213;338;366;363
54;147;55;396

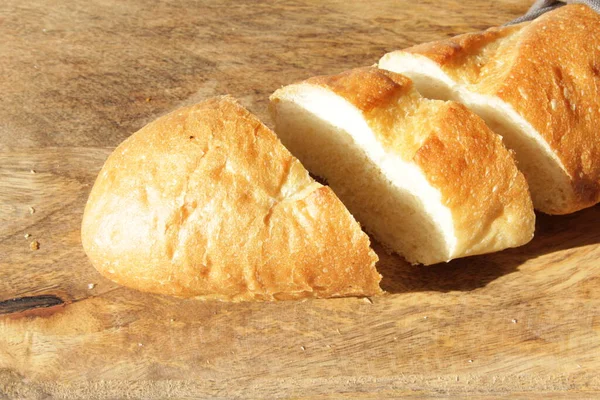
307;67;437;161
288;67;535;258
402;4;600;213
415;102;534;256
81;96;381;301
403;23;523;90
306;67;414;112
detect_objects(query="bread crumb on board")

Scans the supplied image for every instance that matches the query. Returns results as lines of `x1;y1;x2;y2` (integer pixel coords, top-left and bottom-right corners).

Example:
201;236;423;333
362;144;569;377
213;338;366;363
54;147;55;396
511;319;518;324
88;283;96;290
29;207;35;214
30;240;40;250
24;233;31;239
30;169;36;174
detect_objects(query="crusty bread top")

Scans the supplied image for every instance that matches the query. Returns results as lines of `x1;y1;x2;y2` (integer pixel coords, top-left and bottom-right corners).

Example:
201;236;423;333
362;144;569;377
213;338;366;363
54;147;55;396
306;68;436;161
307;67;414;112
401;4;600;211
283;68;535;257
81;96;382;301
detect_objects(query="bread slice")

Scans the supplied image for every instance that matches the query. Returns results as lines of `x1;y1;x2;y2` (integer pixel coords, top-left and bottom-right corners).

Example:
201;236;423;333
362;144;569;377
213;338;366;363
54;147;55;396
81;96;382;301
270;67;535;265
378;4;600;215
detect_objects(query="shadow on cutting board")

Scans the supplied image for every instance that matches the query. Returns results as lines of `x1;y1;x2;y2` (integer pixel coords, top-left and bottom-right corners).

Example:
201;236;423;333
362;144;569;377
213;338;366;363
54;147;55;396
376;204;600;294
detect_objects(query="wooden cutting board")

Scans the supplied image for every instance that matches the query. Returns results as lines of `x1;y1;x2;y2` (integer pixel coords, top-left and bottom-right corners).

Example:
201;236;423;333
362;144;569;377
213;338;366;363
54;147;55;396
2;1;599;398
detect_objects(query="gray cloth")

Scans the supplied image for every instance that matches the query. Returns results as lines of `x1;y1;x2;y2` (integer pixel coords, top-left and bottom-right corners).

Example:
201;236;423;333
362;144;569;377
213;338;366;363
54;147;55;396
508;0;600;24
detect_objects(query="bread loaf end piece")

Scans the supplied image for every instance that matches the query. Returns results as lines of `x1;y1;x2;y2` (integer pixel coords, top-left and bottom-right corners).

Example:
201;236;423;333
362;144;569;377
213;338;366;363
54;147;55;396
81;96;381;301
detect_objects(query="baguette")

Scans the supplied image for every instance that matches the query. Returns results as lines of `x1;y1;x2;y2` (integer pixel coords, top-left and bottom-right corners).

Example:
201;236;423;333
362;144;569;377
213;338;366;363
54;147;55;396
81;96;382;301
379;4;600;215
270;67;535;265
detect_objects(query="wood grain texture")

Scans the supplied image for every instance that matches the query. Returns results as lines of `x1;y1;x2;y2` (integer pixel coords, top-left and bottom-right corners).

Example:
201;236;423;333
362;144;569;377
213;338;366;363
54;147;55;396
3;0;600;398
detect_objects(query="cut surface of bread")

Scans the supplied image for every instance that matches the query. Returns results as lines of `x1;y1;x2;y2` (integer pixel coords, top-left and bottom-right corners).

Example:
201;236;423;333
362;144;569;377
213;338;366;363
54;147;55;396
379;4;600;215
81;96;382;301
270;67;535;265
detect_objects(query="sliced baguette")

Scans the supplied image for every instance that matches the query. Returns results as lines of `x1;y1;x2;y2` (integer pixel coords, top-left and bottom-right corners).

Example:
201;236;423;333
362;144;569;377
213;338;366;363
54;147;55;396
81;96;382;301
270;67;535;265
379;4;600;215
